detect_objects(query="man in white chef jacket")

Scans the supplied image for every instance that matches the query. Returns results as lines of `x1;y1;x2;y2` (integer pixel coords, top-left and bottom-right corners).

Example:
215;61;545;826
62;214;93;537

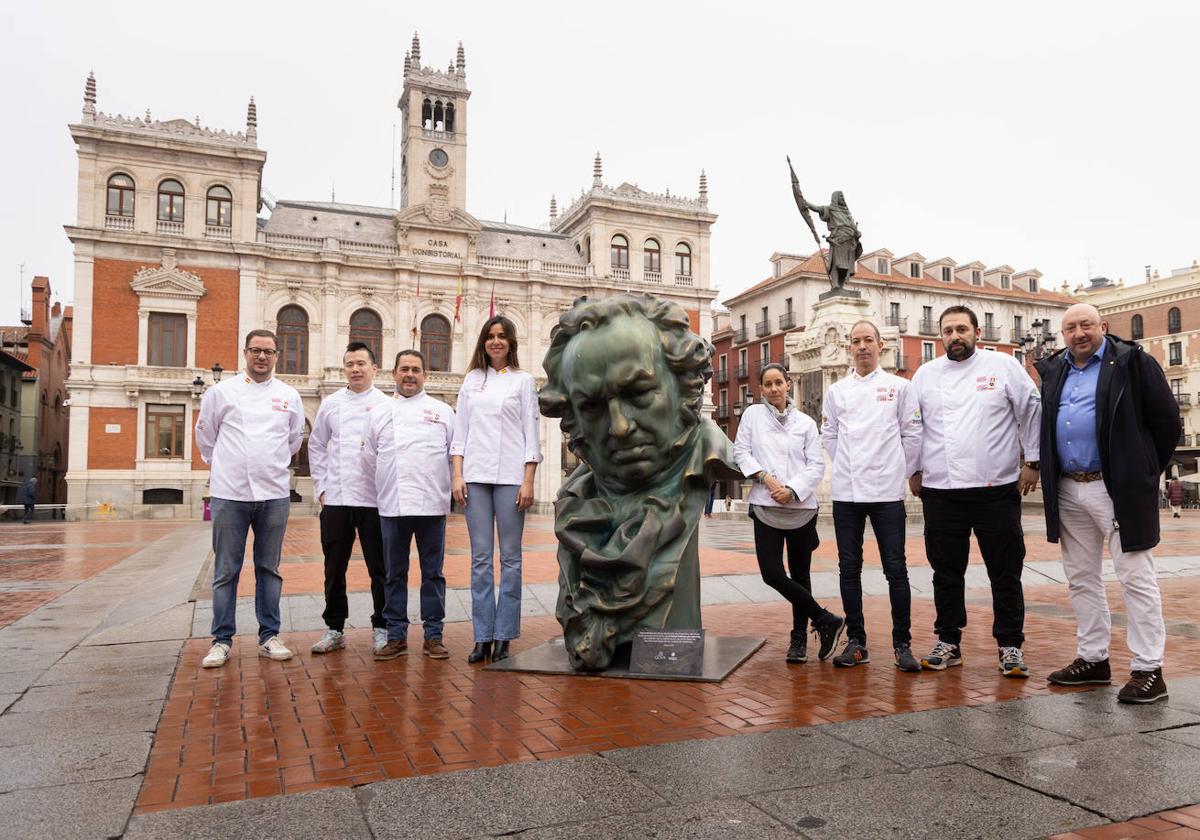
308;342;392;656
365;349;455;661
196;329;304;668
909;306;1041;678
822;320;923;672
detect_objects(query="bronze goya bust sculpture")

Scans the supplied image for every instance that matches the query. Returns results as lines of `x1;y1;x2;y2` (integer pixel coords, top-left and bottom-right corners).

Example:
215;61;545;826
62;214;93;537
539;293;740;671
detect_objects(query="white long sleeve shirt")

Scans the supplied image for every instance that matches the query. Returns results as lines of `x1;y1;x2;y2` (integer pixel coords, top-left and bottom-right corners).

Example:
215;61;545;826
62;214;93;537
308;386;391;508
450;367;542;485
365;390;455;517
822;367;923;503
733;403;826;510
910;349;1041;490
195;373;304;502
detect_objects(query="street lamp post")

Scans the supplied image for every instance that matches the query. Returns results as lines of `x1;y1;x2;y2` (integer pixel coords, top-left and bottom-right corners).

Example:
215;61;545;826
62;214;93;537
1021;319;1058;362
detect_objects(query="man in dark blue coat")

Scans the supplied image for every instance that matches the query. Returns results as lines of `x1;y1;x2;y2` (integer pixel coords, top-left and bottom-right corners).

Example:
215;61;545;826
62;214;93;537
19;477;37;524
1035;303;1179;704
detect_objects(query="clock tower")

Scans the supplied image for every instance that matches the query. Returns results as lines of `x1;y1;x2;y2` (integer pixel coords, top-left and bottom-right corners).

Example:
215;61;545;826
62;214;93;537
398;33;470;221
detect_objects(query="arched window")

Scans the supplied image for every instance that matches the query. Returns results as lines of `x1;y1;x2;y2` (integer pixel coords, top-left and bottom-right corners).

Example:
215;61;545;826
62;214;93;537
106;174;135;217
420;314;451;372
644;239;661;274
1168;307;1182;334
53;391;61;415
1131;314;1144;340
445;103;455;132
157;179;185;222
433;101;445;131
277;306;309;375
206;185;232;227
349;308;382;364
584;235;591;264
675;242;693;277
610;235;629;270
421;98;433;129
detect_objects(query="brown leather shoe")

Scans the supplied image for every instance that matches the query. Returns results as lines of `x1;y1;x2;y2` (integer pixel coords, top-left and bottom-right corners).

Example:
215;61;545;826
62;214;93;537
374;639;408;660
423;638;450;659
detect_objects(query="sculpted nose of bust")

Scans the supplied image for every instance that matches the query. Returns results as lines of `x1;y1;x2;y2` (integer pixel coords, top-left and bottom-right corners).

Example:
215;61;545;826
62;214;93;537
608;399;633;437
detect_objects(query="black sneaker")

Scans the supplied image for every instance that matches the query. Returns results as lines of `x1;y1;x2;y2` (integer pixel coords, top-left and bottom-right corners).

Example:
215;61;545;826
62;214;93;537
1118;668;1169;704
785;631;808;664
1047;657;1111;686
833;639;869;668
812;614;846;662
894;644;921;672
921;640;963;671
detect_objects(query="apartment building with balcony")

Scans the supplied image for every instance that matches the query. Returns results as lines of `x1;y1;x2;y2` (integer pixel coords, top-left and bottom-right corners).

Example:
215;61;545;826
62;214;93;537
711;248;1071;439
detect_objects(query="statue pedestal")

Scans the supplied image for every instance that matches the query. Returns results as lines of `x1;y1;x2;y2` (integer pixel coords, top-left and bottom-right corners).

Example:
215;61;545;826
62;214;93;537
482;635;766;683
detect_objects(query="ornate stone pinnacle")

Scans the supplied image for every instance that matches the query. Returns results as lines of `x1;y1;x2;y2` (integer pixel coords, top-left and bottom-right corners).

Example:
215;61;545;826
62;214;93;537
83;71;96;117
549;195;558;219
448;60;455;73
457;41;465;72
246;97;257;140
411;32;421;66
403;51;411;74
593;152;603;187
699;169;708;203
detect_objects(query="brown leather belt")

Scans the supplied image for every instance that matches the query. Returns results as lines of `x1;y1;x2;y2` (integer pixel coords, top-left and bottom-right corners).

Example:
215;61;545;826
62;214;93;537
1062;471;1103;482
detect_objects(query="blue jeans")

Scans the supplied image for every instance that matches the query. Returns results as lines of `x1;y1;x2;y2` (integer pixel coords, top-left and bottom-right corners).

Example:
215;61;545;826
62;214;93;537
465;483;525;642
210;497;290;645
380;515;447;641
832;500;911;648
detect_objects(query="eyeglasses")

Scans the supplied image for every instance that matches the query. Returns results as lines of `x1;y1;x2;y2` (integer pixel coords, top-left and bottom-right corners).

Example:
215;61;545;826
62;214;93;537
244;348;278;357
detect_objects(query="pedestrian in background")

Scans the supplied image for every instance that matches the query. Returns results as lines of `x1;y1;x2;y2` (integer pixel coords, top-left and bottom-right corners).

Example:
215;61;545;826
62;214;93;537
20;476;37;524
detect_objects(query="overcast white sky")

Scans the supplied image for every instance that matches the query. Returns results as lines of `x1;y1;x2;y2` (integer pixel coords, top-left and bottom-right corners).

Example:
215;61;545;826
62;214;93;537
2;1;1197;325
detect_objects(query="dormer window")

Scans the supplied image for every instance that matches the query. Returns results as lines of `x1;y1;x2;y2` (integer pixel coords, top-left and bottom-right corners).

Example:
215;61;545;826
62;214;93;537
1028;276;1039;293
941;267;951;282
971;270;982;286
909;263;921;278
877;257;888;274
1000;273;1011;289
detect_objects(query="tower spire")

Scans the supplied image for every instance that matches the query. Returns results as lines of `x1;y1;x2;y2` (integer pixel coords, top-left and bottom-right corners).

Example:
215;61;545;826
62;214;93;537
592;151;603;187
549;195;558;221
699;169;708;205
456;41;466;73
410;32;421;67
82;71;96;119
246;96;257;142
403;51;411;75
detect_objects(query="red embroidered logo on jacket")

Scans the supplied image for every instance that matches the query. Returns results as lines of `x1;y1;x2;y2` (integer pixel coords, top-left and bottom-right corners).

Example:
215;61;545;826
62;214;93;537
976;375;998;392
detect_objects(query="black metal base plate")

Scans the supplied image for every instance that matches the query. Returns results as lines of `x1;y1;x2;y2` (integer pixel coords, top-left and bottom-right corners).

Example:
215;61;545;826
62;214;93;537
482;635;766;683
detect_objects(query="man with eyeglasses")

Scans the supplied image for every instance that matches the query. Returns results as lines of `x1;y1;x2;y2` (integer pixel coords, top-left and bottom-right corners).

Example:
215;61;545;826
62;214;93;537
196;329;304;668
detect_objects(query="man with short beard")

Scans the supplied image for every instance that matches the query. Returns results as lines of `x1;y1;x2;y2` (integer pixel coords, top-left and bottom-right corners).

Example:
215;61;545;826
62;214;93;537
909;305;1041;678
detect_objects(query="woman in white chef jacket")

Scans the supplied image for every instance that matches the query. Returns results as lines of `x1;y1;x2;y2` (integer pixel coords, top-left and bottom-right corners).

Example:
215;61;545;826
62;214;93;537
733;363;846;665
451;315;542;664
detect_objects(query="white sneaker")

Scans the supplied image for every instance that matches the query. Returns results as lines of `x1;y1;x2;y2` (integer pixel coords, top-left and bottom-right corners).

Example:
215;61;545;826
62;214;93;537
311;629;345;654
258;636;294;661
373;627;388;653
202;642;231;668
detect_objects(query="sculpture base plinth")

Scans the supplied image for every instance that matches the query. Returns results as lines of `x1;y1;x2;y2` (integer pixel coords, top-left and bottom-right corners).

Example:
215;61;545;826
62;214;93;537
482;635;766;683
817;287;861;300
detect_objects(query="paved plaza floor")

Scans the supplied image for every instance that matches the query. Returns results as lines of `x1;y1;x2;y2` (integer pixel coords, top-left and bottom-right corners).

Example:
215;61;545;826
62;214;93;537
1;511;1199;838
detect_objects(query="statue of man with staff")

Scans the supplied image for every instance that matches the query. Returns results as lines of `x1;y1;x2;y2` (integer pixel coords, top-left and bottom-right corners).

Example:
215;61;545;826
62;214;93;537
789;157;863;294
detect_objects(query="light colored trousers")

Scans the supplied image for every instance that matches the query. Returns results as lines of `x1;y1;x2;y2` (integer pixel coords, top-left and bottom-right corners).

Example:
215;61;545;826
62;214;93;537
1057;478;1165;671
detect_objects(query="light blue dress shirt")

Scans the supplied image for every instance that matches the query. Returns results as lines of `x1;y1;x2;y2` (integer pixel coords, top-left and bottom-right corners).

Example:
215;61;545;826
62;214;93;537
1055;342;1104;473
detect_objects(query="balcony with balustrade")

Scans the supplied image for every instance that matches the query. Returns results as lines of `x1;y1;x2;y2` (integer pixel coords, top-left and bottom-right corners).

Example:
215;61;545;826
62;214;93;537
733;328;749;345
778;312;796;331
716;367;729;384
755;320;770;338
156;220;184;237
736;363;749;380
105;215;134;231
918;319;938;336
885;315;908;332
982;326;1002;342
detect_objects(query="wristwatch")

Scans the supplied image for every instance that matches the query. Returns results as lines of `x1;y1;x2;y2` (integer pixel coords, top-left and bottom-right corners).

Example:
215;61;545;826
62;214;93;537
1024;461;1040;470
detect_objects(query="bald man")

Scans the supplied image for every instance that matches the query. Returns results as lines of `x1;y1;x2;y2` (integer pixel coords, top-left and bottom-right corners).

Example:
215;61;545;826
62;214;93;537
1034;304;1180;704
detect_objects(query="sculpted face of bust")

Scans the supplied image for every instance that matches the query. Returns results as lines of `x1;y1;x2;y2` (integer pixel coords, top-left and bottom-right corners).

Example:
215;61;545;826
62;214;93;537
562;314;688;495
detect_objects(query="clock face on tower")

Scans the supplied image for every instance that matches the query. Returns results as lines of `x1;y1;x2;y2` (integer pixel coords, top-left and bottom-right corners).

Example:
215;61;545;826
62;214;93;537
429;148;449;168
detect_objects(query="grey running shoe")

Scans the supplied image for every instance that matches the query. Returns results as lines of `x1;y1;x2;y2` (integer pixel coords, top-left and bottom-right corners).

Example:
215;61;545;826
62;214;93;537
998;646;1029;679
311;629;346;654
373;627;388;653
833;639;870;668
921;640;962;671
894;644;921;672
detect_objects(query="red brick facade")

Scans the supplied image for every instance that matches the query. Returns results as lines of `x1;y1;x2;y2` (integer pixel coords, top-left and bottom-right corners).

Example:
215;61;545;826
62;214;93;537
87;407;137;469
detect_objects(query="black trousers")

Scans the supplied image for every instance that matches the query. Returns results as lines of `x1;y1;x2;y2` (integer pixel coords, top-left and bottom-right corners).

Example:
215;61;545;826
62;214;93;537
750;511;825;635
319;505;386;631
920;483;1025;648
